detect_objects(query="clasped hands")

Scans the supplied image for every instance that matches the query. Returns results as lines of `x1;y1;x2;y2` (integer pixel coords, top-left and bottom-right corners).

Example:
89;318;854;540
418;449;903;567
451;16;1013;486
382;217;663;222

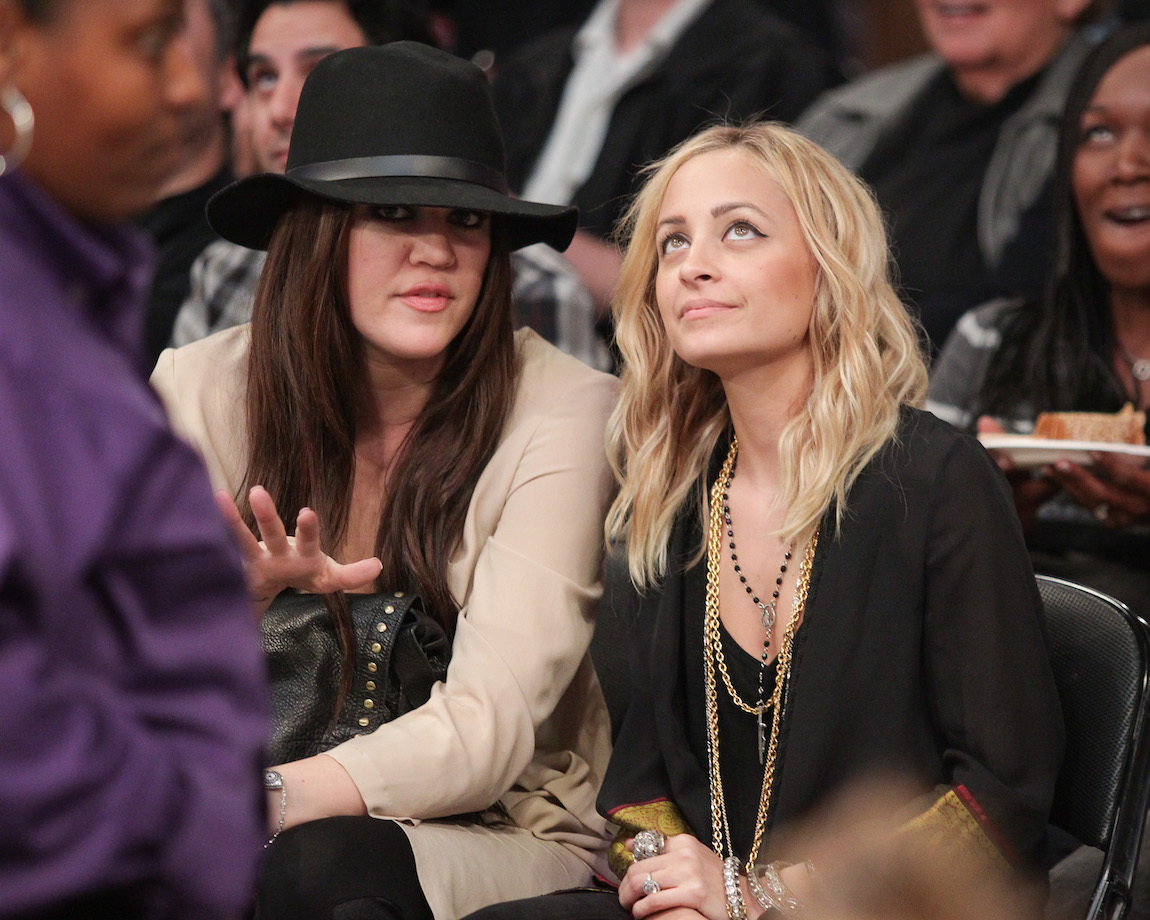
620;834;811;920
215;485;383;616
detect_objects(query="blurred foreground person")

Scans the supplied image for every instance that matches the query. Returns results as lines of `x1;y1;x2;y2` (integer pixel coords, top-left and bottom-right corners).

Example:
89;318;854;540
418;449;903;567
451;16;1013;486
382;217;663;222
0;1;267;917
791;781;1035;920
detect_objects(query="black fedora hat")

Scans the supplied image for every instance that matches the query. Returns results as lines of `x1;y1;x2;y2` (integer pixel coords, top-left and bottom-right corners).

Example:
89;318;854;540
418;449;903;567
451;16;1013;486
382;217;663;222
207;42;577;252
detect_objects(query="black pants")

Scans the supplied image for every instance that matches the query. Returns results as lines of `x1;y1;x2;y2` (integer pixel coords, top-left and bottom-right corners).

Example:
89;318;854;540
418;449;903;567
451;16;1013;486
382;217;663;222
463;889;627;920
257;816;434;920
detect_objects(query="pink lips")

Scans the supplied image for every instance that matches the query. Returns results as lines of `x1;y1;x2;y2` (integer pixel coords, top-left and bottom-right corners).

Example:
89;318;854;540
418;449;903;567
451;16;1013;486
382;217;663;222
398;282;453;312
680;299;733;320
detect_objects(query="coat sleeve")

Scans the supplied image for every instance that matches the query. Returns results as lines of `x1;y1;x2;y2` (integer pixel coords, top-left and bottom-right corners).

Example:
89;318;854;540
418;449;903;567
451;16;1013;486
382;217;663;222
917;434;1064;868
325;359;618;819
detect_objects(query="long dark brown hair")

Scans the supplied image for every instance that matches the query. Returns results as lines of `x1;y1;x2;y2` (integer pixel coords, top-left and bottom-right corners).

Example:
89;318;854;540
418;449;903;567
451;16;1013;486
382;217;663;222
239;195;518;703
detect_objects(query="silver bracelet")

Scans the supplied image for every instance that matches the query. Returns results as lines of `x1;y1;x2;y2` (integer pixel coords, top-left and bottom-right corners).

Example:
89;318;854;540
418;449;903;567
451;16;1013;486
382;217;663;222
264;769;287;848
723;856;748;920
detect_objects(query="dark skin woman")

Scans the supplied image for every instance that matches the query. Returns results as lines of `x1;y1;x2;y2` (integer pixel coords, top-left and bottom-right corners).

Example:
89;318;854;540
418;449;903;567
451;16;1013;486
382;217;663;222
929;23;1150;619
0;0;267;916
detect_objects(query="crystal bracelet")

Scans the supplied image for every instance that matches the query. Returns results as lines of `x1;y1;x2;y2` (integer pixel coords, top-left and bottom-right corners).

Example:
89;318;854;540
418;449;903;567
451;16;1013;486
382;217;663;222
723;856;748;920
747;860;806;914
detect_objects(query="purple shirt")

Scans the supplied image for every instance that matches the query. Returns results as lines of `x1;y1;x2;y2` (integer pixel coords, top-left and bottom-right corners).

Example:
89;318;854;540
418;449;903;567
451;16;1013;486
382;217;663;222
0;174;268;918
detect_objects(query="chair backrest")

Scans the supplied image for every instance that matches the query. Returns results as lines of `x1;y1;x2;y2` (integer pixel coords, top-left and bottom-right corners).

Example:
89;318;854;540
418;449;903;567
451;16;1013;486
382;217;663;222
1040;574;1150;920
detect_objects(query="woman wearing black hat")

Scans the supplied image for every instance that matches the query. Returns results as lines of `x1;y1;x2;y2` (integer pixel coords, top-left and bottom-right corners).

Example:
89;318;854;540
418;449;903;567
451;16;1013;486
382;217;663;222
151;42;617;920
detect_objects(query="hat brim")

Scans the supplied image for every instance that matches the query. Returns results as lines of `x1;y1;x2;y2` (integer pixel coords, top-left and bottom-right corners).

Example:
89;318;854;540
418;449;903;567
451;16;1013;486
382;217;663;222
206;173;579;253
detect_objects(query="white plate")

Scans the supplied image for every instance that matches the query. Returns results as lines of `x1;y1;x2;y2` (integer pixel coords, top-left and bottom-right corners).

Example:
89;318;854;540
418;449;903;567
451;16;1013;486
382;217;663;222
978;434;1150;469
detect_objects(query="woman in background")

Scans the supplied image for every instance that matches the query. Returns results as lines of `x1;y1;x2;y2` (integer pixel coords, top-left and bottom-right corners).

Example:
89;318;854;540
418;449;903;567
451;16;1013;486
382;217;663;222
929;22;1150;620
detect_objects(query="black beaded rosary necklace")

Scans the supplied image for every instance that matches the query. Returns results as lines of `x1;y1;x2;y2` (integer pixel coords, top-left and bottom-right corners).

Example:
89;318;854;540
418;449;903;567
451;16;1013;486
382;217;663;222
721;456;792;761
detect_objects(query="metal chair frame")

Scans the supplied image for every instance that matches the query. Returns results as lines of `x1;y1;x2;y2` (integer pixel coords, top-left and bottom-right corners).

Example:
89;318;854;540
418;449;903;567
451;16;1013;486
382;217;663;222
1040;574;1150;920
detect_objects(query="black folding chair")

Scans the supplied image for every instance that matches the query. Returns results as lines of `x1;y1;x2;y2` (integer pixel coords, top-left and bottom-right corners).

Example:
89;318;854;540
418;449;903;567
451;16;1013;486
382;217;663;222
1041;574;1150;920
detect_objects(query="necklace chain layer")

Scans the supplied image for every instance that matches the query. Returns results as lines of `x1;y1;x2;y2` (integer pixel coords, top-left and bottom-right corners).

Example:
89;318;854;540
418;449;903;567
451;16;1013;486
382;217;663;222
705;434;818;868
722;456;792;761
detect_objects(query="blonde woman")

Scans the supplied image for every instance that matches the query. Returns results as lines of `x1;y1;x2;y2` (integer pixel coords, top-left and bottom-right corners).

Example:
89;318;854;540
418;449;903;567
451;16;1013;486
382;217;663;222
467;122;1063;920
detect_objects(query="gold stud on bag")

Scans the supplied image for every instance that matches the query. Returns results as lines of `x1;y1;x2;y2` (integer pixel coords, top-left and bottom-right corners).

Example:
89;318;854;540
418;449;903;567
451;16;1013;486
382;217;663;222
260;590;451;763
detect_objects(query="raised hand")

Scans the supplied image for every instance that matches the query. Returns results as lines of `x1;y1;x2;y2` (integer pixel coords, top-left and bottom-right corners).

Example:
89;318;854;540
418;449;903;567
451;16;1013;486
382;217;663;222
215;485;383;615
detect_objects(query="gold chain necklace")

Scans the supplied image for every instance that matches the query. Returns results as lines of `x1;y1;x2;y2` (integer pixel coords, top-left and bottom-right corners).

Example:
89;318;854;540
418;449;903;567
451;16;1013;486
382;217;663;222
704;435;818;867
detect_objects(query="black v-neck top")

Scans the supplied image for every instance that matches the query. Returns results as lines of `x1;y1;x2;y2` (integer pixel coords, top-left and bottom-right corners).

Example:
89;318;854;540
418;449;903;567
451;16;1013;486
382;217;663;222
598;408;1063;872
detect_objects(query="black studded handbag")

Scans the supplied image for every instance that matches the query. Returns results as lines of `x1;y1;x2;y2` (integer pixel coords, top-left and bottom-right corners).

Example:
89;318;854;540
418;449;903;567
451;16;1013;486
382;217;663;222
260;591;452;764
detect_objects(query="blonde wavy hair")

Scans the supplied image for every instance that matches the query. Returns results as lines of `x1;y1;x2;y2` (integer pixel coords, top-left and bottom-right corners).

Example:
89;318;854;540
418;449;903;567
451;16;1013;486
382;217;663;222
606;122;928;586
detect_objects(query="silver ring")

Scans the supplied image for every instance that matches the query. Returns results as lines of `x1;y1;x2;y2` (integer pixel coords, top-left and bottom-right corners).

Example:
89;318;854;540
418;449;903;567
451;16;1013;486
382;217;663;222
1094;502;1110;522
642;873;660;896
633;829;666;860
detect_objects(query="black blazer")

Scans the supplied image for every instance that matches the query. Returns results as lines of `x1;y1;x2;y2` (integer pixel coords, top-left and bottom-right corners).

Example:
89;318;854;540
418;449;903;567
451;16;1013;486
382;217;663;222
599;408;1065;871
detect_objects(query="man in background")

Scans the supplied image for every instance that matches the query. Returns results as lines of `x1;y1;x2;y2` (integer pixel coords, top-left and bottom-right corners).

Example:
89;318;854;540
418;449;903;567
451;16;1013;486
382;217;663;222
170;0;430;347
136;0;243;365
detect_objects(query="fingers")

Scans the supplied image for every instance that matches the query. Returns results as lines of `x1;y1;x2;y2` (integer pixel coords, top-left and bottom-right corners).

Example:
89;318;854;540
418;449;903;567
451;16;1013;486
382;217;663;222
333;556;384;592
622;863;670;916
1050;459;1150;528
1011;474;1060;531
624;865;708;920
249;484;291;552
1093;452;1150;497
234;486;383;595
976;416;1015;474
622;857;669;911
1049;461;1110;520
620;838;723;920
293;506;322;557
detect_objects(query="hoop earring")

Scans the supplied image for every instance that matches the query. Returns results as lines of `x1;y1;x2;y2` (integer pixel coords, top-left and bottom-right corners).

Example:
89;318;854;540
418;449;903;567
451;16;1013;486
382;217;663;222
0;86;34;177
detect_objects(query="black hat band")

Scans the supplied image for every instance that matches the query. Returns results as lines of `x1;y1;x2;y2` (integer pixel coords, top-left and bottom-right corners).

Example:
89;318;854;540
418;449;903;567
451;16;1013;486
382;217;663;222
289;154;510;194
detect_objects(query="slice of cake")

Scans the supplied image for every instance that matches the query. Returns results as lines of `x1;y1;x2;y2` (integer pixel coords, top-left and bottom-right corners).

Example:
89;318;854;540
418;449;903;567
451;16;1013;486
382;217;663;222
1033;403;1146;446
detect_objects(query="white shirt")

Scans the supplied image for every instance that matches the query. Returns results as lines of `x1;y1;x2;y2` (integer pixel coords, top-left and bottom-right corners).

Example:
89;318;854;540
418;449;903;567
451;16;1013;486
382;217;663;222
521;0;713;208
